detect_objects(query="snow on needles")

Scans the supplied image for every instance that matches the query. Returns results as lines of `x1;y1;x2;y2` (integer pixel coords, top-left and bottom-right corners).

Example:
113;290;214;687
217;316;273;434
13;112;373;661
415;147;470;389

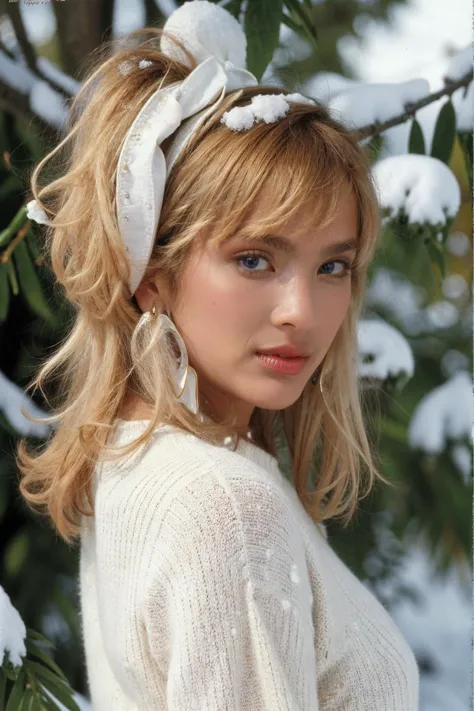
357;319;415;381
371;154;461;226
0;585;27;668
408;371;471;453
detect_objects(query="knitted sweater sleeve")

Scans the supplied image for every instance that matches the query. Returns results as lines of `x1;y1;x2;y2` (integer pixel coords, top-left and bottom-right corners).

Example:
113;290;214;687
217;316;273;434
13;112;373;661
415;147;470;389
140;465;319;711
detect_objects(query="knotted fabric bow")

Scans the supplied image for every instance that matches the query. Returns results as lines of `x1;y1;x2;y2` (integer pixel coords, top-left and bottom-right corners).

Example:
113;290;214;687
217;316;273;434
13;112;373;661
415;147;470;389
117;55;258;296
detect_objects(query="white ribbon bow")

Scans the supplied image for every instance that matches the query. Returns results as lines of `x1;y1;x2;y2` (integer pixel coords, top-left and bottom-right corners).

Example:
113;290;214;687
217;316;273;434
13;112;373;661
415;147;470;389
116;55;258;296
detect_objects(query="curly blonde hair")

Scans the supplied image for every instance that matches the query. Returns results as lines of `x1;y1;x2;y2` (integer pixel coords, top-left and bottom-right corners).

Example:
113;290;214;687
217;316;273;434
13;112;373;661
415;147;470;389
16;27;392;545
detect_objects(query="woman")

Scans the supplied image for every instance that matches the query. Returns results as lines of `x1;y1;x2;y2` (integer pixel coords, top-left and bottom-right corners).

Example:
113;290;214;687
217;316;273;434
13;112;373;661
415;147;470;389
17;1;420;708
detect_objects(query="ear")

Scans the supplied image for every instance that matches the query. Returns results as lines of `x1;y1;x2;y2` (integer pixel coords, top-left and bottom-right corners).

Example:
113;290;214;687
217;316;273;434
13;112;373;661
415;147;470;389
133;280;165;314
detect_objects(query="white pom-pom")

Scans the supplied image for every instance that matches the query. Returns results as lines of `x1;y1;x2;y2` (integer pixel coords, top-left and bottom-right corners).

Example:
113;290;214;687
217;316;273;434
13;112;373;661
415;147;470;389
161;0;247;70
26;199;51;226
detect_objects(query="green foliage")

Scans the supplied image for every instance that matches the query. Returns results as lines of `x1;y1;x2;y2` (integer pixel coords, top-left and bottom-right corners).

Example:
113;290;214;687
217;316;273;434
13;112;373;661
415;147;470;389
1;628;81;710
431;99;456;164
245;0;284;81
408;118;426;155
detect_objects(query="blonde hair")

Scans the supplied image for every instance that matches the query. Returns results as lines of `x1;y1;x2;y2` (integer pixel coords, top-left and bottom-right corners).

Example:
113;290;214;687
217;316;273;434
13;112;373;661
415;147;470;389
16;27;393;545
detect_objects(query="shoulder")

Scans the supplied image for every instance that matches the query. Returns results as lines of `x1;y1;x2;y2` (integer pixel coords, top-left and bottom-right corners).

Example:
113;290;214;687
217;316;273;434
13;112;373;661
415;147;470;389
140;434;310;599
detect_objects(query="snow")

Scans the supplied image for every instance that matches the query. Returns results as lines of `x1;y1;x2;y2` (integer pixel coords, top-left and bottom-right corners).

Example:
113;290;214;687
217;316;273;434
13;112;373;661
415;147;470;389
425;300;460;329
29;79;68;130
26;199;51;226
113;0;146;37
441;273;469;301
408;371;471;453
337;0;472;156
366;267;427;323
37;56;80;95
450;79;473;132
0;370;51;438
440;350;471;380
303;71;359;105
221;92;315;130
371;154;461;226
328;78;430;130
0;585;27;668
0;51;35;95
18;0;56;46
444;44;473;82
357;318;415;381
370;538;472;711
446;231;471;257
338;0;472;85
450;444;472;486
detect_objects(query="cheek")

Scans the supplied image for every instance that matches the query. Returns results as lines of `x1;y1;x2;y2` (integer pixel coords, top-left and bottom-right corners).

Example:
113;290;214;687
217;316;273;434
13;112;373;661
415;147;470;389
177;259;256;340
322;284;352;328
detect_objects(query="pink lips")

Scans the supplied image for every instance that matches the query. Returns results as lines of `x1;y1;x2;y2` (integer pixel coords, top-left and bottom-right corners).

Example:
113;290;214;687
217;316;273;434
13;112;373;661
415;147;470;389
255;352;309;375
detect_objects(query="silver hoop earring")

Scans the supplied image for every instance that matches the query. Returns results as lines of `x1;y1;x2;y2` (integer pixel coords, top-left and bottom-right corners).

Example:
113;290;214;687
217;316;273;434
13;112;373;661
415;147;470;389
150;304;201;417
311;365;324;394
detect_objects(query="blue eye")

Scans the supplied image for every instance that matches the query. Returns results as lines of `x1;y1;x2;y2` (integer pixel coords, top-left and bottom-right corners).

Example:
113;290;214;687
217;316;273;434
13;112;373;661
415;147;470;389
319;259;354;277
234;251;270;273
233;251;355;278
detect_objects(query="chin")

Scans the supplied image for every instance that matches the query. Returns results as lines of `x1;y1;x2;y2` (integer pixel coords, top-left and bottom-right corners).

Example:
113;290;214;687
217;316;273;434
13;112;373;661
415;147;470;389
247;385;305;412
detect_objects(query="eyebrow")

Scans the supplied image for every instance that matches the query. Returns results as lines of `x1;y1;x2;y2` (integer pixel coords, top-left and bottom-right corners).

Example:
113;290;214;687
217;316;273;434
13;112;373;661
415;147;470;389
234;233;359;258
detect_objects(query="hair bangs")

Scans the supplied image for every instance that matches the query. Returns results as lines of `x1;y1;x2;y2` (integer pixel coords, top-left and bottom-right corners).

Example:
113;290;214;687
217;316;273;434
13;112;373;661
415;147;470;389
206;112;359;250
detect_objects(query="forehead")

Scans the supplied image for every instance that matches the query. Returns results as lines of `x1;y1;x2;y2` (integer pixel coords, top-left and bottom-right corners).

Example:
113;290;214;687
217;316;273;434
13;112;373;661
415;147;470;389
227;185;359;248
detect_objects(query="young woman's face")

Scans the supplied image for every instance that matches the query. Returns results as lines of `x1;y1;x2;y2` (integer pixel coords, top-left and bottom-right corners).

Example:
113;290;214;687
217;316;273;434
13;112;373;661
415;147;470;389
170;189;359;428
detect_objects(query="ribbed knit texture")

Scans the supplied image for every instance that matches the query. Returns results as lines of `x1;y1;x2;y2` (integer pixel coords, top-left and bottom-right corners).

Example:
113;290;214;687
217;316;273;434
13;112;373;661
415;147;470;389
79;420;420;710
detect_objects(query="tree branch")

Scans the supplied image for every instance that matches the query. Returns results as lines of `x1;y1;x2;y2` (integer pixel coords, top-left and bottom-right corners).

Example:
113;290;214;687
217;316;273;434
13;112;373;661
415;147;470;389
356;70;473;141
0;80;59;144
6;1;37;73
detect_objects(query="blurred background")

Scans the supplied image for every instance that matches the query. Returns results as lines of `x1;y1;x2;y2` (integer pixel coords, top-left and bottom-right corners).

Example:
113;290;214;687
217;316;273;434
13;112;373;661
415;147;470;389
0;0;472;709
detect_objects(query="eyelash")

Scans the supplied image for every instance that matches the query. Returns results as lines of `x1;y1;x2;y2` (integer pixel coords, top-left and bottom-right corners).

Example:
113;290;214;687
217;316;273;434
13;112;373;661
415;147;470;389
233;250;355;279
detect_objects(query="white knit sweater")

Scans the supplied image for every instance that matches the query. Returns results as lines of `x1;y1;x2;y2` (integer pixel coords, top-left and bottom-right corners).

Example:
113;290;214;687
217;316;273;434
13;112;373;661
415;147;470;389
79;419;420;710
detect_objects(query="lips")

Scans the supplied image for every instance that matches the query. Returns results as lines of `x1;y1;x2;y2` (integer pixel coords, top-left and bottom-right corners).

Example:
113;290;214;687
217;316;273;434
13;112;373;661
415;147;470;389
257;353;308;360
256;346;311;358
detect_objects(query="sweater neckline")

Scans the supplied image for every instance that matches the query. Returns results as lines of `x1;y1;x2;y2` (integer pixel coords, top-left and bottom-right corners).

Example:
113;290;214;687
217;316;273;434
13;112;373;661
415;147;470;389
113;417;281;475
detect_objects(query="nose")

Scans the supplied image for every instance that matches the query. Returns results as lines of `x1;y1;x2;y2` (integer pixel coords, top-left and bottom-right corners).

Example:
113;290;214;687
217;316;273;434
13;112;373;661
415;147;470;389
270;277;317;330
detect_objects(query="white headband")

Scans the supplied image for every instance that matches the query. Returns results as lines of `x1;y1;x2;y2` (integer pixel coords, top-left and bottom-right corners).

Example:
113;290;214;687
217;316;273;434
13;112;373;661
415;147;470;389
26;0;317;297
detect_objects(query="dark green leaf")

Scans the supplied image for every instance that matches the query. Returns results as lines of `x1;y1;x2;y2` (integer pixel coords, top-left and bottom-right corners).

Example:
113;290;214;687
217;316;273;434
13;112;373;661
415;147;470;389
431;100;456;164
5;669;26;711
6;259;19;295
12;240;57;325
284;0;317;46
219;0;243;20
408;118;425;155
0;175;22;200
0;671;6;709
25;630;55;650
245;0;283;82
25;228;42;262
0;261;9;322
425;240;446;279
25;663;80;711
24;641;68;683
17;686;34;711
457;130;473;193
